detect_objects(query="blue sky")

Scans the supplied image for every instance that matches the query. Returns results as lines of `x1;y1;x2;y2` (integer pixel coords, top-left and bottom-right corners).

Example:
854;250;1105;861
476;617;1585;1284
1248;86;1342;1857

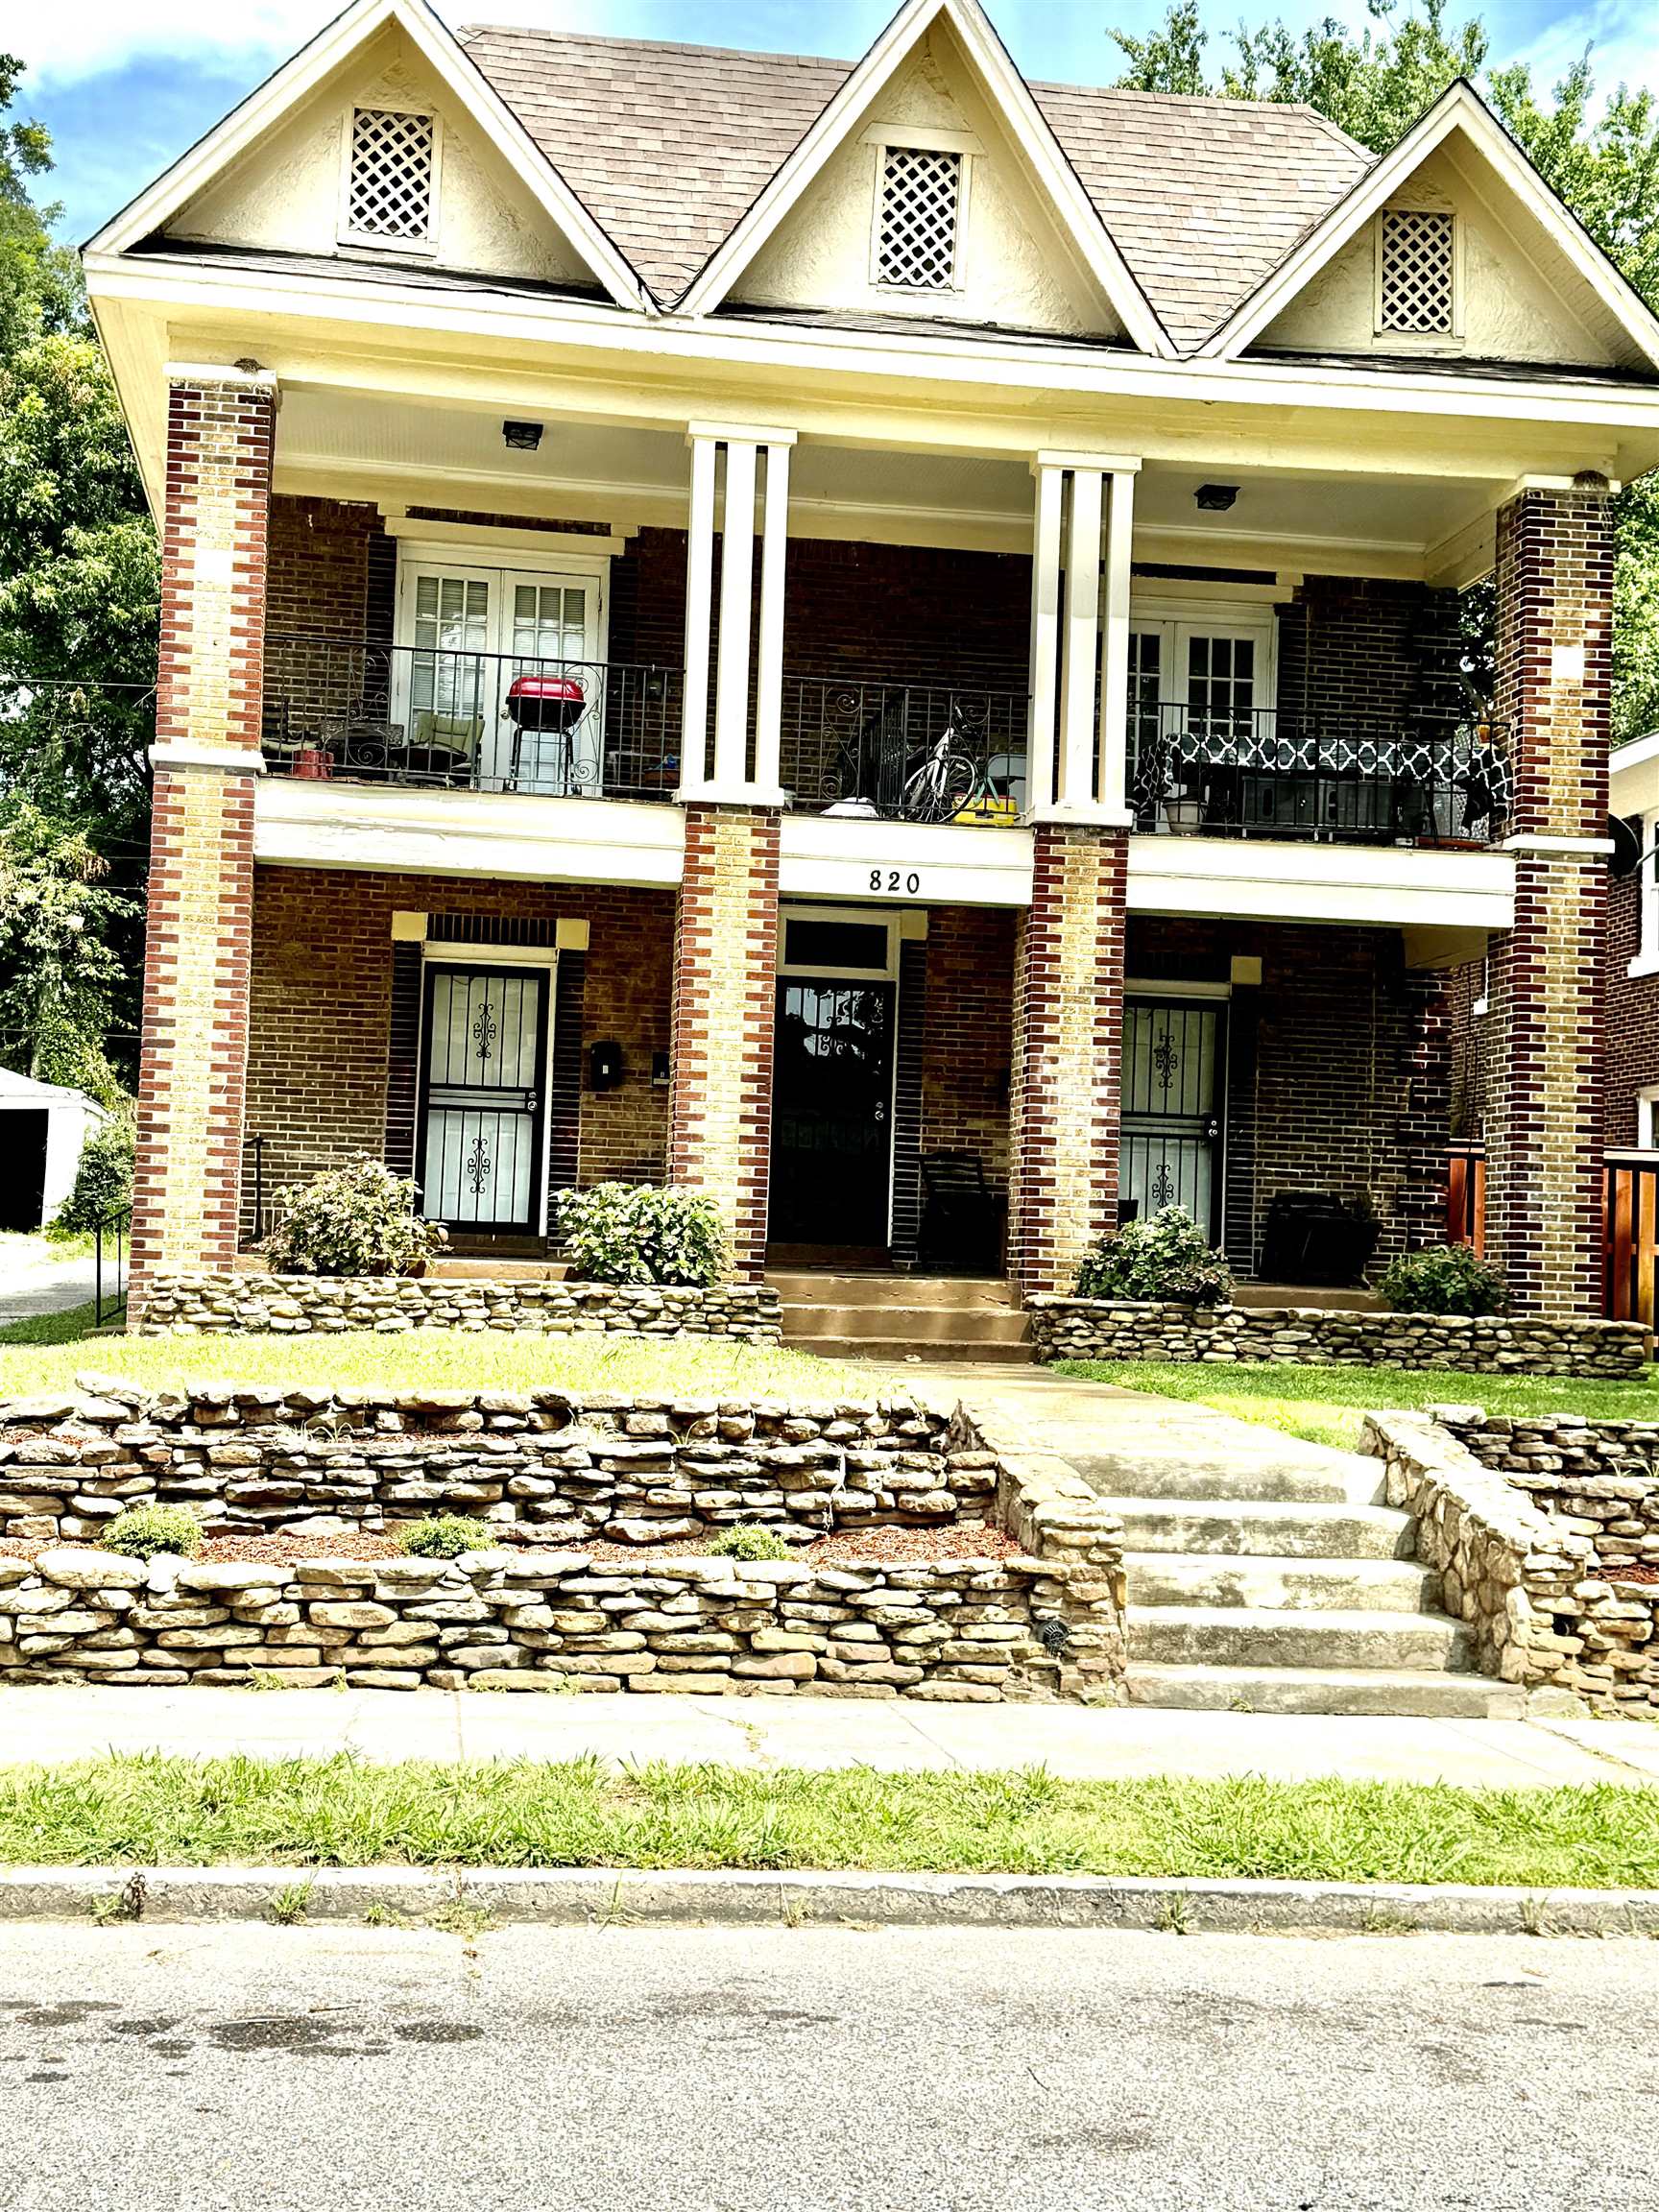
12;0;1656;246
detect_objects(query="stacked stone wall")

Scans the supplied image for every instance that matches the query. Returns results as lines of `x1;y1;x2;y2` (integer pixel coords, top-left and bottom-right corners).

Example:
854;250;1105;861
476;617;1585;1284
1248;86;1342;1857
133;1275;781;1341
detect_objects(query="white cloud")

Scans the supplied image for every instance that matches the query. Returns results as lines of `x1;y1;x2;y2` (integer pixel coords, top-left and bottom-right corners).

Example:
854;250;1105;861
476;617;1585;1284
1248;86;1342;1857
17;0;608;87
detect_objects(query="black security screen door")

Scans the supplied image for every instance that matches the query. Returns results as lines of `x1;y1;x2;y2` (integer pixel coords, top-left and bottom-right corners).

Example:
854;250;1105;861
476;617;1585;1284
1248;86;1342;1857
419;965;548;1230
1120;998;1226;1242
770;978;896;1246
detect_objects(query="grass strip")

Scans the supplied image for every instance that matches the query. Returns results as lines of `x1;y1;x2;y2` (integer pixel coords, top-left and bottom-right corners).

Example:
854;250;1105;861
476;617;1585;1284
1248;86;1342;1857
0;1757;1654;1889
1053;1359;1659;1451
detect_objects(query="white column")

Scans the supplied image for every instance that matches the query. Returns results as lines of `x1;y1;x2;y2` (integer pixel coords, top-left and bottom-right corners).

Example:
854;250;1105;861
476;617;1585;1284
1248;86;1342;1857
752;441;791;802
1026;450;1142;825
681;421;797;806
678;432;718;798
1025;461;1064;816
1057;466;1102;812
1097;468;1136;817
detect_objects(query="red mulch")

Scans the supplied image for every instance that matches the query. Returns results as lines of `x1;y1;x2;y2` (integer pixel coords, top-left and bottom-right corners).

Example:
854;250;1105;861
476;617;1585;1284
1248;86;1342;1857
0;1524;1019;1569
1605;1562;1659;1586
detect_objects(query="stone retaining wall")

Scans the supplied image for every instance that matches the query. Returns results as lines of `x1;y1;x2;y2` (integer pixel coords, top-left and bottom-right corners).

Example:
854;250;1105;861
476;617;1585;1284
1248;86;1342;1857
1025;1297;1647;1378
0;1386;958;1551
0;1389;1127;1705
133;1274;782;1341
1363;1411;1656;1716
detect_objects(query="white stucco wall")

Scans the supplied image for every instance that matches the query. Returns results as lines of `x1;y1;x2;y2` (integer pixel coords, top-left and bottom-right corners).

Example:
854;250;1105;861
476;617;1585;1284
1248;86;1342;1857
167;25;587;287
731;35;1118;338
0;1086;106;1229
1261;146;1616;367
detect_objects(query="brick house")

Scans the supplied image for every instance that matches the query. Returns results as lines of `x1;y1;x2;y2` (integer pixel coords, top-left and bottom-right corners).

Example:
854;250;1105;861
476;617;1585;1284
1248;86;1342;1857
84;0;1659;1315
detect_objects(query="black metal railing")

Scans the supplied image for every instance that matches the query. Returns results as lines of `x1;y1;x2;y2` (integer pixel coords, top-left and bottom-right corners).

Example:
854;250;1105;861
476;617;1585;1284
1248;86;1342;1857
781;676;1029;824
1128;706;1508;845
263;635;684;803
93;1208;129;1328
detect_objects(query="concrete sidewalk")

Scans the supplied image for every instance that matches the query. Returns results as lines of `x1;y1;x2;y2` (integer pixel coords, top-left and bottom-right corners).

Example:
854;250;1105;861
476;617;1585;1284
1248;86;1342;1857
1;1686;1654;1788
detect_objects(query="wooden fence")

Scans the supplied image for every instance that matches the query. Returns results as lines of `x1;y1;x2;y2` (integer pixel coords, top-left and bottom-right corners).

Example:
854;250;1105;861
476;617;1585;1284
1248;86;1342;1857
1445;1142;1485;1257
1604;1151;1659;1328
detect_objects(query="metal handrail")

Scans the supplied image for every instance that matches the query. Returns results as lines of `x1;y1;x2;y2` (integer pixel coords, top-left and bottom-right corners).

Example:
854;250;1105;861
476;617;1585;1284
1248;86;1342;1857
93;1209;130;1327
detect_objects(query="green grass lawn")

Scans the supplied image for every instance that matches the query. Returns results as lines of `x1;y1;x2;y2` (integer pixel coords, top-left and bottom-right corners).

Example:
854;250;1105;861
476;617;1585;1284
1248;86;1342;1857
0;1317;882;1401
0;1755;1653;1889
1052;1359;1659;1451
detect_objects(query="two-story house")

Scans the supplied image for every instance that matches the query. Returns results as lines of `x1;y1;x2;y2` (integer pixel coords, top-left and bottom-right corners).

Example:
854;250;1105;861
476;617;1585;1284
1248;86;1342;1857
84;0;1659;1317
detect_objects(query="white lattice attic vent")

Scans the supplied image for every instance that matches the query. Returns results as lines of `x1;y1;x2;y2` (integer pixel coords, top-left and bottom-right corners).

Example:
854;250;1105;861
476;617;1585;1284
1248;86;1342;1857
877;146;962;291
1378;208;1456;336
344;107;438;247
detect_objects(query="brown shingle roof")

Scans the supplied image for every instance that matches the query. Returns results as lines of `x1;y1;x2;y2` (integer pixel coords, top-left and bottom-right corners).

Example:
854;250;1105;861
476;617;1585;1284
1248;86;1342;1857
456;25;1373;349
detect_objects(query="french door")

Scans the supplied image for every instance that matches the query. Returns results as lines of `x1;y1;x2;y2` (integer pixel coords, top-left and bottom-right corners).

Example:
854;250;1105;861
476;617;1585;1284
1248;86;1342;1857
395;561;604;794
419;964;549;1231
1120;997;1225;1242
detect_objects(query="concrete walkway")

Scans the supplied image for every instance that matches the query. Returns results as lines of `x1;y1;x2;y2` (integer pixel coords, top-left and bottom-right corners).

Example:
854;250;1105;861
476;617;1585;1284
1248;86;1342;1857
0;1685;1652;1788
0;1237;97;1326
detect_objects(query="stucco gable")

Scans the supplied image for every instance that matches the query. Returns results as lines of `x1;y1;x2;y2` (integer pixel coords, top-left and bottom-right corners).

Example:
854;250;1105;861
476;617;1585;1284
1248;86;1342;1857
729;31;1121;341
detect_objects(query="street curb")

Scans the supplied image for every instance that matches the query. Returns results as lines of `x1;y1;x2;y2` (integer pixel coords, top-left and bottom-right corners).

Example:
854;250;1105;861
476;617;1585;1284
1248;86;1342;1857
3;1865;1658;1936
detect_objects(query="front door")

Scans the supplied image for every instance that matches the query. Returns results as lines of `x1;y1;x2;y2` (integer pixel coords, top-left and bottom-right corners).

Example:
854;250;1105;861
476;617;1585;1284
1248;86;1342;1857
1120;998;1225;1242
419;965;549;1232
769;977;896;1247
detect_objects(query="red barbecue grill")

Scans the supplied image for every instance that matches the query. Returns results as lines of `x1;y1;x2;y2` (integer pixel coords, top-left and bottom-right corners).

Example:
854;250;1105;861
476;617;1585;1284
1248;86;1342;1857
505;673;587;790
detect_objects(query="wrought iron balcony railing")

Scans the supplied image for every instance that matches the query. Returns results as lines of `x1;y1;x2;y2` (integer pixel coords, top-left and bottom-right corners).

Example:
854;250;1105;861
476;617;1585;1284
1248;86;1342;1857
1129;705;1509;845
262;634;684;803
780;676;1029;825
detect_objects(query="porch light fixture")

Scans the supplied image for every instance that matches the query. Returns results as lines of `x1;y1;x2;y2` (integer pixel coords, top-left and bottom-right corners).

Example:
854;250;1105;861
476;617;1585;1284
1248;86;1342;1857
502;420;544;451
1194;483;1238;512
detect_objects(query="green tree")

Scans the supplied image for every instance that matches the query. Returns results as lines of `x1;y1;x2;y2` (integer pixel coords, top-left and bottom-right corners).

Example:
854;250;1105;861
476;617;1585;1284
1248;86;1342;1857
0;55;156;1088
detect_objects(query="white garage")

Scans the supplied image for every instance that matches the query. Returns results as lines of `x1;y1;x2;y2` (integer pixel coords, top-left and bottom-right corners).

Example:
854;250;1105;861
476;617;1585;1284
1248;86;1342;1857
0;1070;108;1233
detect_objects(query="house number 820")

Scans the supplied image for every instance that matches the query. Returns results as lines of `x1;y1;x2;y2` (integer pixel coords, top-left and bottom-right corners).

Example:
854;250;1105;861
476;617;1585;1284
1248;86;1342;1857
869;870;922;895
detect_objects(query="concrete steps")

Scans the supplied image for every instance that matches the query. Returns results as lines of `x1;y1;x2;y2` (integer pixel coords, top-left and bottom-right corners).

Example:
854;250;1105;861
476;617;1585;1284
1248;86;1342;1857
1064;1392;1516;1719
768;1271;1032;1365
1126;1664;1526;1719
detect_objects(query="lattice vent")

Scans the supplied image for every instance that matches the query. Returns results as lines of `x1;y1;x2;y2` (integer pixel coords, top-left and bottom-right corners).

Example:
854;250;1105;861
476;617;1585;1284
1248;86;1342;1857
1379;208;1455;335
878;147;961;290
347;108;436;243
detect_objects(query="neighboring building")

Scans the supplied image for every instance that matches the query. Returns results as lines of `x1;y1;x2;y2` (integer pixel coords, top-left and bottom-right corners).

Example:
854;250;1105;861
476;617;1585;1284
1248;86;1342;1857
84;0;1659;1314
0;1070;108;1233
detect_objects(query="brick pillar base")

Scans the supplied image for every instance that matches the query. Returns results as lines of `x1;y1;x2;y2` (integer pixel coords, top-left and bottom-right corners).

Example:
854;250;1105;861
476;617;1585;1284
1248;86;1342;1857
131;372;275;1308
1483;483;1612;1316
668;805;781;1280
1008;823;1127;1294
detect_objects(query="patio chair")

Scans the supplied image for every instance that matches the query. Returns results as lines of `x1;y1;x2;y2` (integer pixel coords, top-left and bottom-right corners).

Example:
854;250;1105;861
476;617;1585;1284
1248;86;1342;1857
919;1150;1005;1273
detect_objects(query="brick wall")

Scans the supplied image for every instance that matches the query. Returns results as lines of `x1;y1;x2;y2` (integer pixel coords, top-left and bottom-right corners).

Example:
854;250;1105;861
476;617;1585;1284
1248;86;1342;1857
134;375;274;1296
1276;575;1464;747
1008;826;1127;1294
1484;486;1612;1314
245;869;676;1232
1603;869;1659;1146
668;806;781;1280
920;907;1016;1189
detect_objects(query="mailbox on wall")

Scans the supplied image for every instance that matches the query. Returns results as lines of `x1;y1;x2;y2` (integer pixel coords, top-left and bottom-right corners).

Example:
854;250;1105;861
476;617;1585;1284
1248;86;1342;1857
589;1040;623;1091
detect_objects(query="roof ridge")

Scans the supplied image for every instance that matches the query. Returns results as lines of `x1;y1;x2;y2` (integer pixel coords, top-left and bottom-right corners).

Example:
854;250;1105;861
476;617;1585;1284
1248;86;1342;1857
457;26;856;72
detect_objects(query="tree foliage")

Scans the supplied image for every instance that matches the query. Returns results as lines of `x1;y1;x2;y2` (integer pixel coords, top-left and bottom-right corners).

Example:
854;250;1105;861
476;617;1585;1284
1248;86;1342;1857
0;54;156;1090
1111;2;1659;738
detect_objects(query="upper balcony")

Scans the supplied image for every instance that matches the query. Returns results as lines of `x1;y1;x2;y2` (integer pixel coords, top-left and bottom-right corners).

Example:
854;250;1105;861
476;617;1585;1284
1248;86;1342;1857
262;635;1503;849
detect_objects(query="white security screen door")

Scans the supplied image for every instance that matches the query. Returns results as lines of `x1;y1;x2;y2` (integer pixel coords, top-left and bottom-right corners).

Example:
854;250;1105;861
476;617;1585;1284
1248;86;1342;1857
396;559;604;794
420;965;549;1230
1119;998;1225;1240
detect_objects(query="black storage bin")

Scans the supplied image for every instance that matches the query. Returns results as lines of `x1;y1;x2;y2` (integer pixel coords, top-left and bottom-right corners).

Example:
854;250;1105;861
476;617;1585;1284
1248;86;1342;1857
1258;1191;1379;1288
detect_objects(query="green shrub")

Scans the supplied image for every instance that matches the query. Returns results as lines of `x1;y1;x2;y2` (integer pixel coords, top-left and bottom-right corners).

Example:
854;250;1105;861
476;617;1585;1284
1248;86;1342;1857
102;1504;203;1561
707;1524;792;1561
1073;1206;1233;1306
260;1157;447;1278
1378;1244;1509;1318
554;1182;727;1286
49;1115;134;1238
396;1514;496;1560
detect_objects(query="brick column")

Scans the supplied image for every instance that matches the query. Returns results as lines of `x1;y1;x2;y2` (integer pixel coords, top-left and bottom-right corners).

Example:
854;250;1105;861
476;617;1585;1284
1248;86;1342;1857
132;372;275;1301
1008;823;1127;1294
1484;482;1613;1315
668;805;781;1280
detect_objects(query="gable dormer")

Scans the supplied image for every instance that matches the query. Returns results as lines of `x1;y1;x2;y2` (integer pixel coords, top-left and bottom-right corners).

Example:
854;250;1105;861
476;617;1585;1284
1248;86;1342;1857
728;31;1118;340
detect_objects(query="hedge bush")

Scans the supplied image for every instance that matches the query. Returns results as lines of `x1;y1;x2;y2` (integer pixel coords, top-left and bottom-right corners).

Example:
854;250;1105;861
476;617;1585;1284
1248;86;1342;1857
707;1525;793;1561
260;1157;448;1278
396;1515;496;1560
1073;1206;1233;1306
1378;1244;1510;1317
554;1182;727;1286
102;1505;204;1561
49;1116;133;1238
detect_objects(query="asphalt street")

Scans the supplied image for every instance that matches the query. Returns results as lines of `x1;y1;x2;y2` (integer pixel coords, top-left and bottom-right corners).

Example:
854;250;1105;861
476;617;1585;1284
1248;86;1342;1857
1;1923;1655;2209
